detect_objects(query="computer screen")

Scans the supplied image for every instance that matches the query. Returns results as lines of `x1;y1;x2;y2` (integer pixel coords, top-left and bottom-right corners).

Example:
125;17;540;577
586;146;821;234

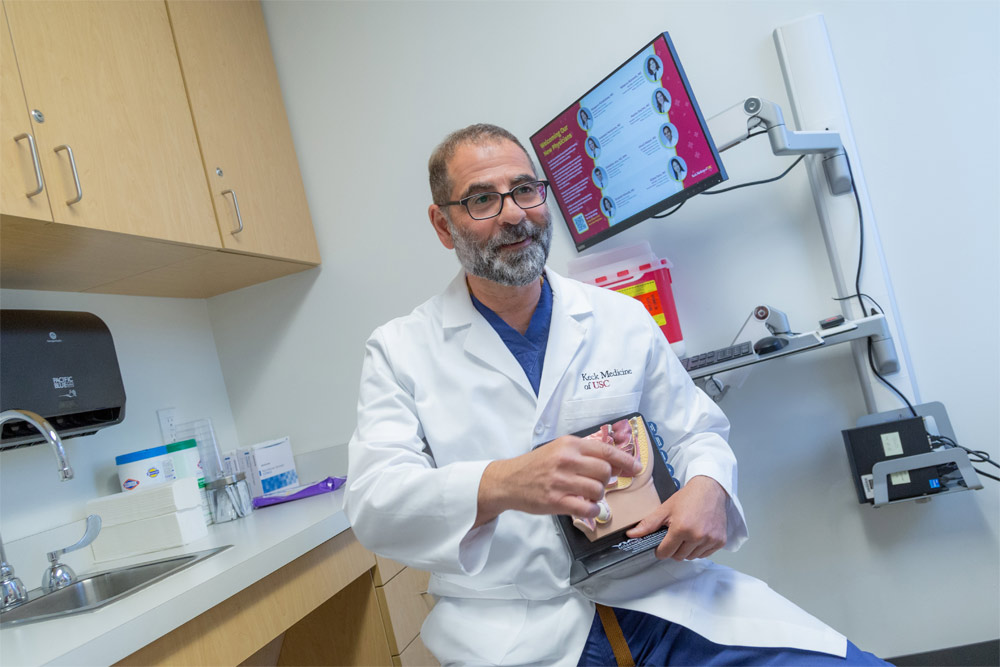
531;33;726;252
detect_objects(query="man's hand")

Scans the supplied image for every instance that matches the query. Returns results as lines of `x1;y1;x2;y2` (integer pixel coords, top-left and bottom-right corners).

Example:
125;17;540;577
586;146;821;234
475;435;643;528
626;475;729;561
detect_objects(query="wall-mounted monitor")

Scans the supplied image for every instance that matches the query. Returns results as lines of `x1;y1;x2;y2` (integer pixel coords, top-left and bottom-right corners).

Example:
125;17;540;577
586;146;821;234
531;33;726;252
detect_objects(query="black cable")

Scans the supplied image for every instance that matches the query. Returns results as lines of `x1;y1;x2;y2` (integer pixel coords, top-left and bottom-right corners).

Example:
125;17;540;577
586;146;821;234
931;435;999;469
842;152;918;418
844;153;866;316
701;155;805;195
718;128;768;153
866;338;918;417
929;435;999;484
651;199;685;219
974;468;1000;483
652;131;794;217
864;313;916;420
833;293;885;315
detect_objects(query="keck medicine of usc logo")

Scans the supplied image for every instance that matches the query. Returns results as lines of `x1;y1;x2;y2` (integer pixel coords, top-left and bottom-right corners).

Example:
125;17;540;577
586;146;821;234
581;367;633;391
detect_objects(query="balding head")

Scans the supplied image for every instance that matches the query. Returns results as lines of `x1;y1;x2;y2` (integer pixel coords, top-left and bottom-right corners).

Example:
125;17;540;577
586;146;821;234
428;124;534;206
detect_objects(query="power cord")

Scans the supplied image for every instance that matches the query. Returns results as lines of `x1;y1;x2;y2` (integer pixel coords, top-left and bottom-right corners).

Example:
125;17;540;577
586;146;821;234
930;434;1000;483
651;199;685;219
866;337;917;417
842;153;918;418
833;292;884;314
656;130;801;217
701;155;805;195
845;153;866;317
840;163;991;483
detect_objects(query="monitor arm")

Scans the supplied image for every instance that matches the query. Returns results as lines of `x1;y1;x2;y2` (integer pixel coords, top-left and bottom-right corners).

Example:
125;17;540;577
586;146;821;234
708;97;852;195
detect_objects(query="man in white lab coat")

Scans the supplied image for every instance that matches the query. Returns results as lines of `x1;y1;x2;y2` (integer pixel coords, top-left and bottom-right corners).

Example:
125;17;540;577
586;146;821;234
345;124;889;666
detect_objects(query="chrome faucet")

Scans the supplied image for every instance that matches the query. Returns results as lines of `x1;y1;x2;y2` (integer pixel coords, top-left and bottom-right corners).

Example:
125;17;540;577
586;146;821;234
0;409;74;611
42;514;101;593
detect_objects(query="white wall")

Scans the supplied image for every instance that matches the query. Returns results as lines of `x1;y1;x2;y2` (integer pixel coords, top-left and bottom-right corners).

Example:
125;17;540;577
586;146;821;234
0;290;239;548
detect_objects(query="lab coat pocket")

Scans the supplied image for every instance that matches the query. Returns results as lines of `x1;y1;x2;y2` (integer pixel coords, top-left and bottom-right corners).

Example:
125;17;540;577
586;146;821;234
560;392;641;424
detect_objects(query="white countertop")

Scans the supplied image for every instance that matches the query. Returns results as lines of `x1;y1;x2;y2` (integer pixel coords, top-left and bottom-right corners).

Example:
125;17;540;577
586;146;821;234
0;487;351;667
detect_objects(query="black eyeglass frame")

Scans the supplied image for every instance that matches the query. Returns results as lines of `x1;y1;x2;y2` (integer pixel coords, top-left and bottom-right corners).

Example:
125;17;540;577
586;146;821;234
439;180;550;220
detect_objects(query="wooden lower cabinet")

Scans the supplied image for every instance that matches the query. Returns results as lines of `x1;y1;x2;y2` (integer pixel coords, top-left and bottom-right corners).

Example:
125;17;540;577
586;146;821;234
118;529;392;666
117;531;444;667
373;555;439;667
276;571;392;666
396;635;438;667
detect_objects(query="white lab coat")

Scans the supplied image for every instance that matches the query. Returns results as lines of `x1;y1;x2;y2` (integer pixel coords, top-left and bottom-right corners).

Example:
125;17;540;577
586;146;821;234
345;269;846;666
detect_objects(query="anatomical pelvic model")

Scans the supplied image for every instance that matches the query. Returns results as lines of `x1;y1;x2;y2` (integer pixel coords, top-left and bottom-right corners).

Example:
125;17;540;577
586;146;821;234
572;415;660;541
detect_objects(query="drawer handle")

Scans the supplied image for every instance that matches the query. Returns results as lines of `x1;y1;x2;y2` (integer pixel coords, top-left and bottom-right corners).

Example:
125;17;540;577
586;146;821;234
13;133;44;197
54;144;83;205
221;189;244;235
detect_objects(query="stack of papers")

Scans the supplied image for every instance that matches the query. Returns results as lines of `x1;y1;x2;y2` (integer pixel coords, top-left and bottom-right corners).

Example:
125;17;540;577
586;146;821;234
86;478;208;561
86;476;201;524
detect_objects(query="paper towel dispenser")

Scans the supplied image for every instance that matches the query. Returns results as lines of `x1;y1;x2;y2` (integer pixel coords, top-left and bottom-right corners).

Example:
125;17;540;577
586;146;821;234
1;310;126;449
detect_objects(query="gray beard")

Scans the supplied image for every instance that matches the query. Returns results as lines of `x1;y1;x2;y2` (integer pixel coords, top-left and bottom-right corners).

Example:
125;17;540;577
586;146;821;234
448;214;552;287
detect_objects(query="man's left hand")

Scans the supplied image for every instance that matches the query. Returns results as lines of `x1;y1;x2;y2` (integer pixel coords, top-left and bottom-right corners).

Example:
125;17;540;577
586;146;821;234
625;475;728;561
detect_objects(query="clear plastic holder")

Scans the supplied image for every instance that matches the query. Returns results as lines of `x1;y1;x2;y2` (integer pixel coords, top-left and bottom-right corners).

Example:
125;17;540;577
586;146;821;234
174;418;224;483
207;473;253;523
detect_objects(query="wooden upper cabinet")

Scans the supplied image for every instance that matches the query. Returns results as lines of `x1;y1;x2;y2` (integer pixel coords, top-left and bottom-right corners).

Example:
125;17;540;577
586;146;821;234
167;0;320;265
0;4;52;222
2;0;220;248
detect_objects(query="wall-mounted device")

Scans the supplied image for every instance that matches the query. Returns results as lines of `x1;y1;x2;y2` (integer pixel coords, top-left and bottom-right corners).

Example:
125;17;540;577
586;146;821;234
530;32;727;251
751;304;792;354
0;310;126;449
842;417;945;504
708;96;851;195
845;403;984;507
842;408;985;507
681;313;900;385
753;304;791;335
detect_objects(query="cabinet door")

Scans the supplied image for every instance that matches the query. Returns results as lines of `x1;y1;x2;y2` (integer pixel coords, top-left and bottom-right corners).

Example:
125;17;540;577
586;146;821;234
167;0;320;264
0;4;52;222
3;0;220;248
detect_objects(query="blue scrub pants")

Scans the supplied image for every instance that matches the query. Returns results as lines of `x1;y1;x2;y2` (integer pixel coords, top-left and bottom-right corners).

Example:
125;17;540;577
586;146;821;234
577;607;893;666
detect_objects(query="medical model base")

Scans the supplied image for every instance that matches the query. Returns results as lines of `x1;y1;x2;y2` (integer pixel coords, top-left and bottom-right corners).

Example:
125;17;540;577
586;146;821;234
551;412;677;585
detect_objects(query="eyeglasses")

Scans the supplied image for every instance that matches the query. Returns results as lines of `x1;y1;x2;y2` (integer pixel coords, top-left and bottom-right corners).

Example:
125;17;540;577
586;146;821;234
440;180;549;220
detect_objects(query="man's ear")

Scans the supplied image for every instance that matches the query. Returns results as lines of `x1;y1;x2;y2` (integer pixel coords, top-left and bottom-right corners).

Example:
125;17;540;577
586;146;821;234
428;204;456;250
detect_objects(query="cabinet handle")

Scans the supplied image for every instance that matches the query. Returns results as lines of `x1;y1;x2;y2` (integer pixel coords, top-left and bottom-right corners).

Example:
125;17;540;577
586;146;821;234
53;144;83;205
221;189;244;235
14;133;44;197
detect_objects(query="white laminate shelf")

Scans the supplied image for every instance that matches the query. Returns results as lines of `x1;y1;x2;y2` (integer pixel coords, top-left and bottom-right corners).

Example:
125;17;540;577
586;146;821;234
0;488;352;667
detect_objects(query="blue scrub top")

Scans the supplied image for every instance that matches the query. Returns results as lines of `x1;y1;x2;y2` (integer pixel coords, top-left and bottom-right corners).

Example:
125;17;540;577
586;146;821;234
470;276;553;396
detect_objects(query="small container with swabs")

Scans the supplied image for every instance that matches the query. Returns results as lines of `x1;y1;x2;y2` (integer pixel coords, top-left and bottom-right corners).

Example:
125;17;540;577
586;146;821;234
207;472;253;523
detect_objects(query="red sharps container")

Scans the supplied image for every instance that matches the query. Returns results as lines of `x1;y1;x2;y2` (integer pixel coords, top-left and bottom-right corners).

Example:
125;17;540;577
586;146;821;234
567;241;685;357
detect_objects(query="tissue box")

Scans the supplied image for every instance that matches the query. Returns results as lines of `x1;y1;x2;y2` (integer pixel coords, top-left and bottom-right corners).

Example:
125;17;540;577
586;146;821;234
224;436;298;498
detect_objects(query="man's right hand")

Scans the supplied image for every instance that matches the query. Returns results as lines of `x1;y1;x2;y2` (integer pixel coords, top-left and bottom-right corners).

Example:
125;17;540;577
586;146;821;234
474;434;643;528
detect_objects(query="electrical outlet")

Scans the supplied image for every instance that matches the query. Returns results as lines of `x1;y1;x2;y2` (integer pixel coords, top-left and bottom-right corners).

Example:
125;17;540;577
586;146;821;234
157;407;177;444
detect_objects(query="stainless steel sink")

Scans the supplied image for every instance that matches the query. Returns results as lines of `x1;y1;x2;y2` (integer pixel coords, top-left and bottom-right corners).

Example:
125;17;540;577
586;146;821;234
0;544;231;627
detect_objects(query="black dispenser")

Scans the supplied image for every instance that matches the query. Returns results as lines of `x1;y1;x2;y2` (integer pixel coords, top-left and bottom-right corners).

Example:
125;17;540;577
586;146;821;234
1;310;126;449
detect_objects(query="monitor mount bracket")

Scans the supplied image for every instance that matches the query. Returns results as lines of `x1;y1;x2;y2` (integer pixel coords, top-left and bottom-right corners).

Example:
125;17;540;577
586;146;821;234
708;97;852;195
